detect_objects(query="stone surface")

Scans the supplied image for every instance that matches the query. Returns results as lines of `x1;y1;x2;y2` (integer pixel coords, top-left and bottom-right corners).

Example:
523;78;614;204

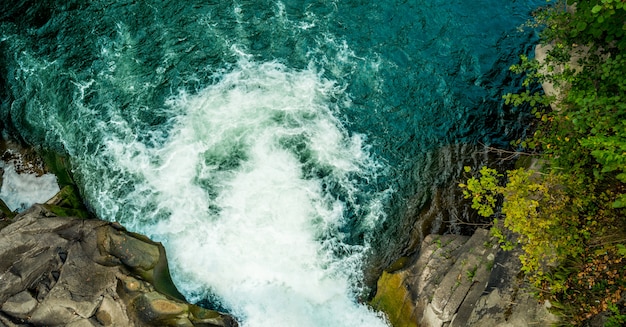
2;291;37;319
96;294;130;326
0;203;237;327
372;228;559;327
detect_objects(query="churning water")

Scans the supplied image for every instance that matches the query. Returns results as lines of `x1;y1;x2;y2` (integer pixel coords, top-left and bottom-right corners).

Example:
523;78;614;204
0;1;545;326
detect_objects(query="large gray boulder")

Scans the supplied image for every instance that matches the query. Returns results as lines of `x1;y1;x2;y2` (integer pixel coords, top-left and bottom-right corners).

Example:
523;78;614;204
0;204;237;327
371;228;558;327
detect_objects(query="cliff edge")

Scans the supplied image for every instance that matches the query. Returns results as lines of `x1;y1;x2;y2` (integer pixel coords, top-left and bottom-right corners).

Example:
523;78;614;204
371;228;558;327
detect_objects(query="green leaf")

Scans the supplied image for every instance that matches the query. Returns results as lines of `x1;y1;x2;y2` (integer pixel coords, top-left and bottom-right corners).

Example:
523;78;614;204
612;194;626;208
592;5;603;14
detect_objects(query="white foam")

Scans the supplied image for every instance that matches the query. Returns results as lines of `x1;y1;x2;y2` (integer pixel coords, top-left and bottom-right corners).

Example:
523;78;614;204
85;58;389;327
0;163;60;212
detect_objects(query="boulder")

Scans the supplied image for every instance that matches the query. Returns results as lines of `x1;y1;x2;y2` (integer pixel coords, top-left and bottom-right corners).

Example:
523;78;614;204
0;203;237;327
371;228;558;327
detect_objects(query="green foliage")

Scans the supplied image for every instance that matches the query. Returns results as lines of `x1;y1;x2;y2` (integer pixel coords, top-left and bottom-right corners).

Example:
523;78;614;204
466;265;478;281
461;167;591;286
606;303;626;327
459;166;501;217
502;170;581;276
459;0;626;324
489;219;514;251
540;3;626;205
564;0;626;49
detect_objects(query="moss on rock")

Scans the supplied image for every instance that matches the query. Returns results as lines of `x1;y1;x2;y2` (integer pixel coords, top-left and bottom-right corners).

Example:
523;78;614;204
370;271;417;327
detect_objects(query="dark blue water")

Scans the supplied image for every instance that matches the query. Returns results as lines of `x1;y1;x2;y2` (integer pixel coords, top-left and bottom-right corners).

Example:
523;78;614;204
0;1;543;325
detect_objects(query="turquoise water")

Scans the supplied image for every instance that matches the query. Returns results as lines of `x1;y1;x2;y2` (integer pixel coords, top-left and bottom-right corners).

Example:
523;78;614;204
1;1;544;326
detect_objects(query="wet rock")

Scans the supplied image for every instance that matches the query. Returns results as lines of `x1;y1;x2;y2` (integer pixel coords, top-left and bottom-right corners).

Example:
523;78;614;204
43;185;90;218
0;202;237;327
0;136;49;177
370;270;418;327
96;294;129;326
133;292;189;325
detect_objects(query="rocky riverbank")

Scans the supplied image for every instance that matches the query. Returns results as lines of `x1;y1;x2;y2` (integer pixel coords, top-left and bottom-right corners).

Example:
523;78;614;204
0;138;237;327
367;35;577;326
0;203;237;327
371;228;558;327
0;135;556;327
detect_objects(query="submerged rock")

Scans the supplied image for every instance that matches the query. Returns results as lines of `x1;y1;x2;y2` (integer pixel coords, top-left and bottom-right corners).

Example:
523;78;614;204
0;203;237;327
371;228;558;327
